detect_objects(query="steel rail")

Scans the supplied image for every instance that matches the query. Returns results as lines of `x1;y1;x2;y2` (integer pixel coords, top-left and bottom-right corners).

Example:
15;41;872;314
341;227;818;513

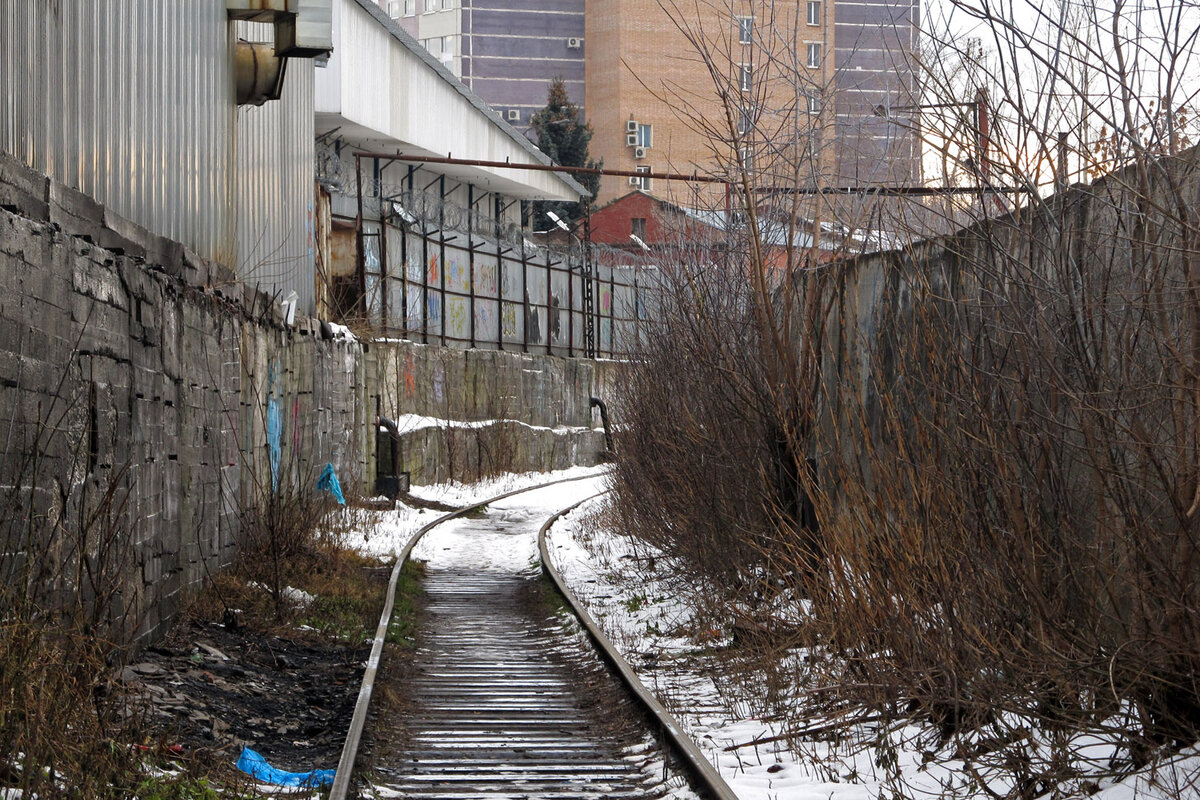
327;471;607;800
538;498;741;800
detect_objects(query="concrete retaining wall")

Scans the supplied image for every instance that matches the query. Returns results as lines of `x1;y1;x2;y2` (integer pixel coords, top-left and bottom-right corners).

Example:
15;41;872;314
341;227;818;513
0;152;616;645
0;205;370;644
372;340;619;484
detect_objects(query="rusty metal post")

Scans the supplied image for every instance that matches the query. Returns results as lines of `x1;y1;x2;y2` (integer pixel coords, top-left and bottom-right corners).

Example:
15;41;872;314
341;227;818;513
376;157;389;331
546;246;553;356
468;184;477;348
583;216;595;359
420;182;430;344
495;196;505;351
520;206;530;353
567;243;575;358
355;155;366;320
438;175;447;347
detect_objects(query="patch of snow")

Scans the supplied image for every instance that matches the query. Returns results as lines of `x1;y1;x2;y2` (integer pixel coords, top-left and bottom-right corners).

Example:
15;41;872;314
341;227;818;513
342;466;610;560
389;412;591;437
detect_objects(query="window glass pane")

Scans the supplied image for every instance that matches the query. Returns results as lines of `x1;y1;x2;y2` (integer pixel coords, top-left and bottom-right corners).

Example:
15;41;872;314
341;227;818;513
637;124;653;148
739;64;752;92
807;1;821;25
807;43;821;68
635;166;651;191
738;17;753;45
738;106;752;134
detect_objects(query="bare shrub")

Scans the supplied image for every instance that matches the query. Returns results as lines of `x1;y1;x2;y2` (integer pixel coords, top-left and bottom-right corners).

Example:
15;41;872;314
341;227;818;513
610;0;1200;794
0;414;146;796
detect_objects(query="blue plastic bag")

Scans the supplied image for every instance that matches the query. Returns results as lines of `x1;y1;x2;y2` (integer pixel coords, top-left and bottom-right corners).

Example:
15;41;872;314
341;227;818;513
316;462;346;505
236;747;336;788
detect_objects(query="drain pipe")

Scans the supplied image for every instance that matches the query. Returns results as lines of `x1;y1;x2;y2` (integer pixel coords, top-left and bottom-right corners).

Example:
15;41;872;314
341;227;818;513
377;415;400;442
590;397;613;455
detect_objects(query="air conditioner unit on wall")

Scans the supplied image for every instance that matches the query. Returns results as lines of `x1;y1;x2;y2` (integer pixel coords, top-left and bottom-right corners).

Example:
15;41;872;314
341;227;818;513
633;146;647;159
567;37;582;48
629;176;641;186
626;133;639;147
507;109;521;121
626;120;639;133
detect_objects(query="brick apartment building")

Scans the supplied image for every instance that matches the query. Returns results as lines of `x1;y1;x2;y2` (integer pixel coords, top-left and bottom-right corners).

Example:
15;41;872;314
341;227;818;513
585;0;920;210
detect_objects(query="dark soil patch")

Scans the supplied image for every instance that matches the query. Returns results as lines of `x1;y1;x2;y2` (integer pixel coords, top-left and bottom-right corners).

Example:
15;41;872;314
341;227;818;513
121;544;393;786
123;614;371;777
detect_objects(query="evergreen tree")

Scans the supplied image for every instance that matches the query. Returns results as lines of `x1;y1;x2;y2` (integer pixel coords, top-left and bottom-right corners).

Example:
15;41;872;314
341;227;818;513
529;77;601;227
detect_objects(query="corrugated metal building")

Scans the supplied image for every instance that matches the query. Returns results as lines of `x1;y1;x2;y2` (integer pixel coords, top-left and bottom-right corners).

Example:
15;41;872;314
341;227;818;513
0;1;321;311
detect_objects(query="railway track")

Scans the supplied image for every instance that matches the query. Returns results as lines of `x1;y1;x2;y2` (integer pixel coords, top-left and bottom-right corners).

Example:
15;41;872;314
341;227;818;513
329;475;737;800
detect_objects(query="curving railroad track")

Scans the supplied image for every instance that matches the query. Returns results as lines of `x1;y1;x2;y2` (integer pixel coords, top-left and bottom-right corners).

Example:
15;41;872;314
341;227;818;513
329;475;737;800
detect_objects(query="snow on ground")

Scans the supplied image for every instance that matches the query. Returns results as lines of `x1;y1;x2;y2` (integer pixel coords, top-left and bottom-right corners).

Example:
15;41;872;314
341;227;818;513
341;465;608;560
408;474;609;572
544;496;1200;800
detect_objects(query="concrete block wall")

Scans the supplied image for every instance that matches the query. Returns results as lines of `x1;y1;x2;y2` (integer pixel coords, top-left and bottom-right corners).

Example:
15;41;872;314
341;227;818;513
372;340;621;484
0;191;369;645
374;341;620;428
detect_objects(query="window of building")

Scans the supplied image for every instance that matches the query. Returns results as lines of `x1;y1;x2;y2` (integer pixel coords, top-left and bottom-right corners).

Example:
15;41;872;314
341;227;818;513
424;0;437;12
807;0;821;26
442;0;454;9
806;42;822;68
739;146;754;173
388;0;403;18
634;165;651;191
738;63;753;92
807;90;822;114
736;16;753;45
404;0;416;14
637;123;653;148
738;105;753;135
631;217;647;238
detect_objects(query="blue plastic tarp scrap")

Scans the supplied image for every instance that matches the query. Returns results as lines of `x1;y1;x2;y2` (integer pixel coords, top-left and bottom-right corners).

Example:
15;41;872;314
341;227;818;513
236;747;336;789
316;462;346;505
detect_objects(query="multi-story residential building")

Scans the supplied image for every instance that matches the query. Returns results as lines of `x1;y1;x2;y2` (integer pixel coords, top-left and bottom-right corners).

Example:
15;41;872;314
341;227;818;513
584;0;920;212
380;0;585;129
833;0;921;184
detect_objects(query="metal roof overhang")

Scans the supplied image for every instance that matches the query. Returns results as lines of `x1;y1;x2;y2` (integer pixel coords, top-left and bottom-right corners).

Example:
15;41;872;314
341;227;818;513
315;0;587;203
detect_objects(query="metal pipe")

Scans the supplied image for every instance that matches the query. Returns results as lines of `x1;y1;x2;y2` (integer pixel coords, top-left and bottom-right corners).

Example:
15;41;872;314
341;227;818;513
376;415;401;442
590;397;613;455
350;151;1032;194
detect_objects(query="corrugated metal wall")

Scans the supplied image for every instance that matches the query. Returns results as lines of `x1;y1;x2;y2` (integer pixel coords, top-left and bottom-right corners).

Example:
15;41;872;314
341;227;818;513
1;2;236;264
235;21;316;311
1;3;318;311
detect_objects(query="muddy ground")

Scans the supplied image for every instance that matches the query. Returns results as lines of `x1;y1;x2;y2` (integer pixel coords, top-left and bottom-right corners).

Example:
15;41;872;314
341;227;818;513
120;599;374;783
